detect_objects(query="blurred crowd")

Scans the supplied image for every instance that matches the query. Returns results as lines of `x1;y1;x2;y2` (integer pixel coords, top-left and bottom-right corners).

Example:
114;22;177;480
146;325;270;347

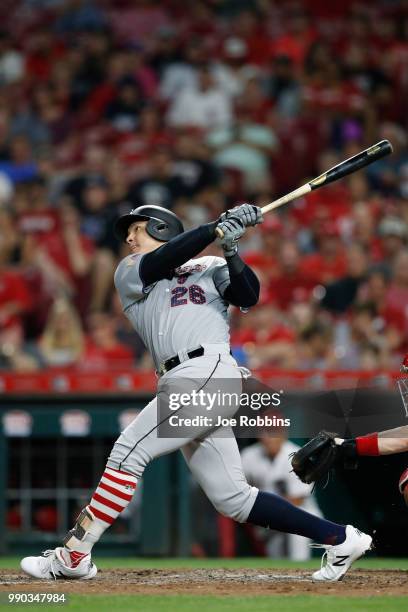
0;0;408;373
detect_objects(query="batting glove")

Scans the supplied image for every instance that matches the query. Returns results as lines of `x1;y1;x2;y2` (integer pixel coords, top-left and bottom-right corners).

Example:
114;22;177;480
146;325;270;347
221;203;263;227
217;216;245;258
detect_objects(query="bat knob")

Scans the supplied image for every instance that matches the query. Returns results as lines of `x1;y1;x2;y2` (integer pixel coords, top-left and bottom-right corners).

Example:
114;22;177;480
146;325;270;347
215;227;224;239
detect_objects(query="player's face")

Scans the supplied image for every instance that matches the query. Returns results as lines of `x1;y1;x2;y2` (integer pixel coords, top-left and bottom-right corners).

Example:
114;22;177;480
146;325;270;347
126;221;161;254
259;433;284;458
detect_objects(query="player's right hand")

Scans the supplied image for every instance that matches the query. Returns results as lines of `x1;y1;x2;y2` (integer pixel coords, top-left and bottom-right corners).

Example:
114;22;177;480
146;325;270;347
217;216;246;257
221;204;263;227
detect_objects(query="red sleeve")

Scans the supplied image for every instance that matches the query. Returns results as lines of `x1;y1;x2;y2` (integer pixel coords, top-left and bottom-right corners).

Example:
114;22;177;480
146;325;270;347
2;272;33;312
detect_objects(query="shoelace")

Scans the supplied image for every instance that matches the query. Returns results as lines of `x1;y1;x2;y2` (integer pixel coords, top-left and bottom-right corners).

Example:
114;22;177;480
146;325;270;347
39;549;59;580
309;543;337;579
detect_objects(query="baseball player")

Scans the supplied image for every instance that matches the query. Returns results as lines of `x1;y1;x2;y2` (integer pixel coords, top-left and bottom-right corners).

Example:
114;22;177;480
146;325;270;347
332;353;408;495
291;354;408;495
21;204;372;582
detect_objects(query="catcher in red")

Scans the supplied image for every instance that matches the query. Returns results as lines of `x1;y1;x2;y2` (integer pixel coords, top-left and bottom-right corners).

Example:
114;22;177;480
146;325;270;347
291;353;408;504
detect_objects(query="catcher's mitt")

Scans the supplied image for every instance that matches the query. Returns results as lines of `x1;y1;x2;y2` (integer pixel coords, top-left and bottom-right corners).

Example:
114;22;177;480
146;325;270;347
291;431;340;485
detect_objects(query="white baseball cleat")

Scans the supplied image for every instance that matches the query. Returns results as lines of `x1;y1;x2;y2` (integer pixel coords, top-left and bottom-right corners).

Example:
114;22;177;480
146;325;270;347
20;548;97;580
312;525;372;582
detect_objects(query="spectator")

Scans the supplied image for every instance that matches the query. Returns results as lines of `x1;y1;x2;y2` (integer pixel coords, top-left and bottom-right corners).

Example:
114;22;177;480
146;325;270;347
377;216;408;274
333;303;393;370
72;179;119;312
269;241;316;310
37;297;85;368
54;0;107;34
63;144;108;211
167;64;232;130
207;100;277;191
250;215;283;280
128;147;184;210
0;333;39;371
301;222;347;285
212;37;255;99
264;54;301;118
115;105;171;178
350;201;378;260
231;303;296;369
31;83;73;145
69;29;112;109
159;38;207;101
230;9;270;67
320;244;369;314
80;312;134;371
19;200;95;318
271;7;317;73
0;31;24;85
171;133;219;198
0;265;33;344
298;322;337;370
105;78;144;132
124;44;157;100
0;135;38;184
356;269;388;315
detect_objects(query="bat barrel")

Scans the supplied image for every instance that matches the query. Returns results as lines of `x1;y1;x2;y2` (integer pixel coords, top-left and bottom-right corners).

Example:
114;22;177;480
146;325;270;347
310;140;393;190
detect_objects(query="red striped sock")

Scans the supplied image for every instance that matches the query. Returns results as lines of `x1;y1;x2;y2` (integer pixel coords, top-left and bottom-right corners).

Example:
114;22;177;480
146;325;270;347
88;467;137;526
63;468;138;557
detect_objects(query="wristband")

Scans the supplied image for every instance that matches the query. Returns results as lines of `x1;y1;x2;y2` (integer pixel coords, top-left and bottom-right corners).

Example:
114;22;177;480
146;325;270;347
355;433;379;456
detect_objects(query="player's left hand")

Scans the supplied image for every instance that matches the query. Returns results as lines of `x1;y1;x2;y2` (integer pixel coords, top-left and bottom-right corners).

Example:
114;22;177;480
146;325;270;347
217;216;246;258
221;204;263;227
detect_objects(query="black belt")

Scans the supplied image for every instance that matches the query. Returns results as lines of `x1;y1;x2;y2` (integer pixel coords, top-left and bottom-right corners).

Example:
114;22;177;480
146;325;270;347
159;347;204;376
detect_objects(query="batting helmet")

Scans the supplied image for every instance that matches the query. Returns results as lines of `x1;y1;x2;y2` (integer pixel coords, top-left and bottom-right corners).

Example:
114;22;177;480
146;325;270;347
114;205;184;243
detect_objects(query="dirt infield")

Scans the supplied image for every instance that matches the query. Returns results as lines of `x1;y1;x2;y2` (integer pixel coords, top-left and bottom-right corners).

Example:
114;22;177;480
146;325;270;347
1;568;408;597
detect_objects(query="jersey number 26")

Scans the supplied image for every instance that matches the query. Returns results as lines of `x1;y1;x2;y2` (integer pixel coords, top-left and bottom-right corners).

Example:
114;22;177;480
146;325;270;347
171;285;206;307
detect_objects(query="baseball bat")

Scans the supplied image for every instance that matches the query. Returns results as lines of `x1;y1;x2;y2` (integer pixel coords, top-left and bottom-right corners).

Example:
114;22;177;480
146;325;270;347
215;139;393;238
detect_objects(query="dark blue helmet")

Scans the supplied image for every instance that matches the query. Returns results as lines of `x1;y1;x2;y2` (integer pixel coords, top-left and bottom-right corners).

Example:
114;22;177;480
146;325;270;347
114;205;184;243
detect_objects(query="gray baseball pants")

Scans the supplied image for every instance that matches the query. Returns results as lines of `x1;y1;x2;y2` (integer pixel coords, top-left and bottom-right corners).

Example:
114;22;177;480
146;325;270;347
107;344;258;522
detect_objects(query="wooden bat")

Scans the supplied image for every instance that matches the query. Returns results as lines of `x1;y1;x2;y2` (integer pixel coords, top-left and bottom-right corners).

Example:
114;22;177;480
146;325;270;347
215;139;393;238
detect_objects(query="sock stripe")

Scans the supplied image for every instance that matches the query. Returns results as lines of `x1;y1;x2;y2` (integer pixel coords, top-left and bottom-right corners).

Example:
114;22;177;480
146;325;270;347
105;467;137;483
103;470;137;488
92;492;125;514
90;497;118;518
97;482;133;505
98;480;134;502
105;466;134;477
89;504;115;525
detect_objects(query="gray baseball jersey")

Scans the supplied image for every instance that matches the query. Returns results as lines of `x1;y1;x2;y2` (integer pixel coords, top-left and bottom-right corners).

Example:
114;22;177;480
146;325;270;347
114;254;232;369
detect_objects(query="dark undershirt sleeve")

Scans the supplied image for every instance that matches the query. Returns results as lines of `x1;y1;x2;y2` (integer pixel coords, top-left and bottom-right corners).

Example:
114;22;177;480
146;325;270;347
214;253;260;308
139;221;218;286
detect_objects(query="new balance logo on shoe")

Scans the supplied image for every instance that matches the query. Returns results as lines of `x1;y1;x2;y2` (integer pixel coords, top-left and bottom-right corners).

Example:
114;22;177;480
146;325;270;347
332;555;350;567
